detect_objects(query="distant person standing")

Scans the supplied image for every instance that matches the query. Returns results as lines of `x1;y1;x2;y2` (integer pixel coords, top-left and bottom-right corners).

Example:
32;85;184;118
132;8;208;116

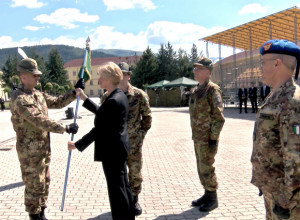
251;39;300;220
190;57;225;212
238;84;248;113
260;84;271;103
248;82;258;113
0;97;5;111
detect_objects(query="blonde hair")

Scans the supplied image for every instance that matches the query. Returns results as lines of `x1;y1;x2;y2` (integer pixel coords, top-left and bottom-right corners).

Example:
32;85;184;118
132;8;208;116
98;62;123;85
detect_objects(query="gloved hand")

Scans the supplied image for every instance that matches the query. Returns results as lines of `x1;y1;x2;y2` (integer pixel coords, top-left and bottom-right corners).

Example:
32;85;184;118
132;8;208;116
208;139;217;148
75;78;85;90
66;123;79;134
273;204;290;219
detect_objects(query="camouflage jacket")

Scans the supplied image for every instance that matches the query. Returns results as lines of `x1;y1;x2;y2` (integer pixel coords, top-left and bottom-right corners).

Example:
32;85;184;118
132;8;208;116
101;84;152;140
189;80;225;141
251;78;300;209
10;85;76;152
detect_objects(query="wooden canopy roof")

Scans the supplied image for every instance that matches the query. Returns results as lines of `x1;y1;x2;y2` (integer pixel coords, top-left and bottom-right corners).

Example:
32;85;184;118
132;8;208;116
201;6;300;51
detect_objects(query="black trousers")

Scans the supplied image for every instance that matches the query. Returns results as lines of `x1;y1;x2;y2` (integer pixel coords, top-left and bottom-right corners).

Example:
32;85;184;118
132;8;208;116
102;159;135;220
239;98;247;113
250;98;258;112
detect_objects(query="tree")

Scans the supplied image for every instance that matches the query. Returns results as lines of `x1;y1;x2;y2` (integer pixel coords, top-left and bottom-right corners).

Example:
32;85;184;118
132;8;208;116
178;48;193;78
157;42;178;81
1;54;19;88
46;48;69;87
131;47;158;89
44;82;53;94
190;43;199;64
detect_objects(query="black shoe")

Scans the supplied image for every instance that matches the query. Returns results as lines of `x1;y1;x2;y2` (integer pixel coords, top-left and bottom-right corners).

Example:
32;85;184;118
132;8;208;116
191;191;209;207
245;111;248;113
29;214;41;220
133;195;142;216
40;207;48;220
199;191;218;212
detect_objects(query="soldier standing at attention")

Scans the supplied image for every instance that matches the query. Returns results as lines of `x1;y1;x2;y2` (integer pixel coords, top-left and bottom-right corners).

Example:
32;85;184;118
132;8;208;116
101;62;152;216
10;58;83;220
189;57;225;212
251;39;300;220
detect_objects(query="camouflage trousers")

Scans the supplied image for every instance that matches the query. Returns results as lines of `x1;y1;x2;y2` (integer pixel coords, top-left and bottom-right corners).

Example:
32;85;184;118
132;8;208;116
127;135;144;196
16;143;51;214
263;191;300;220
193;139;218;191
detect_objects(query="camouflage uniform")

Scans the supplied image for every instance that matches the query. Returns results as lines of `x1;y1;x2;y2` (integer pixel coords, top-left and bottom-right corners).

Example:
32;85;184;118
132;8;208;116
102;83;152;196
251;78;300;220
10;85;76;214
189;80;225;191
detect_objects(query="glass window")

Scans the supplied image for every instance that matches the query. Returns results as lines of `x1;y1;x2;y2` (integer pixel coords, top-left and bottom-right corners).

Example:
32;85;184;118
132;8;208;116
73;71;76;76
90;90;94;95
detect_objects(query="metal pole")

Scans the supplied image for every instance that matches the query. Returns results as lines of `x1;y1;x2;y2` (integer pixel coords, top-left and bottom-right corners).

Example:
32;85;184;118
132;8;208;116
218;40;223;91
61;38;90;211
269;21;272;39
295;13;298;44
249;28;253;86
206;41;209;58
232;34;237;93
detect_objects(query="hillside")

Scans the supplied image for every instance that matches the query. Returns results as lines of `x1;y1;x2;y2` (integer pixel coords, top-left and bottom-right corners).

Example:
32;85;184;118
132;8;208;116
97;49;143;57
0;45;133;68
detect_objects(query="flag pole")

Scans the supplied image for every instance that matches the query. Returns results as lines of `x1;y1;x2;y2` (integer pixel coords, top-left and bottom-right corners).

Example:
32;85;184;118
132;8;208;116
60;36;90;211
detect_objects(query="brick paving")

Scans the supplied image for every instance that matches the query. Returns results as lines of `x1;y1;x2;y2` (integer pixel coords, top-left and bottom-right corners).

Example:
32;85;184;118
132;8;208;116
0;99;265;220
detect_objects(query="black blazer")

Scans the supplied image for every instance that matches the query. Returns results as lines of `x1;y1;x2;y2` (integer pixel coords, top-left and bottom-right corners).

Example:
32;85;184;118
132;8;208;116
238;88;248;100
260;86;271;99
75;88;130;162
248;87;257;99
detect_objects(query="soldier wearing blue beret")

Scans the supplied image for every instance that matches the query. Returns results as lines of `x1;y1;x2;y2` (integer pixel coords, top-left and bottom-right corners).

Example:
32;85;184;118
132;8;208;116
251;39;300;219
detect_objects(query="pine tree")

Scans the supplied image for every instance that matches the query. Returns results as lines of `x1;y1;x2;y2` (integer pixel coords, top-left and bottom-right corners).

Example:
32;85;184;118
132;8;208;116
131;47;158;89
46;48;69;87
1;54;19;89
178;48;193;78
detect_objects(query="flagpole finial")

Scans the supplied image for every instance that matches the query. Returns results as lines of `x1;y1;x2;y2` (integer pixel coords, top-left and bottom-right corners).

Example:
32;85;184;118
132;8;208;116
86;36;91;47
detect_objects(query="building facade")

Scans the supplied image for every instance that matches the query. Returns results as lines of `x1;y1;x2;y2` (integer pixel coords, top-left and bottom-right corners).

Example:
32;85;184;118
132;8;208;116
64;56;140;97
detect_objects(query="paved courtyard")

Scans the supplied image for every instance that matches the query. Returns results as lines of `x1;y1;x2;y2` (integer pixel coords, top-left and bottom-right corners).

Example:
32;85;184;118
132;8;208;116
0;99;265;220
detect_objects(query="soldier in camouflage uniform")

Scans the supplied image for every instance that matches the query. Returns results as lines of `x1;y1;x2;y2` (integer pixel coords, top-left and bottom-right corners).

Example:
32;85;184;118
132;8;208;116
190;57;225;212
10;58;82;220
101;62;152;216
251;39;300;220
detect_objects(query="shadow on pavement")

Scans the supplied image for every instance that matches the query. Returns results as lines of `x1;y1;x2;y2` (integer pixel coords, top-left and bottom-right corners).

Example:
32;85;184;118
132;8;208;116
0;182;24;192
87;212;112;220
153;207;209;219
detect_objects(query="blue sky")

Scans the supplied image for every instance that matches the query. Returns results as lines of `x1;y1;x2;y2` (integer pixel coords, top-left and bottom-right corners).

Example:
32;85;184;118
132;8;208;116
1;0;300;57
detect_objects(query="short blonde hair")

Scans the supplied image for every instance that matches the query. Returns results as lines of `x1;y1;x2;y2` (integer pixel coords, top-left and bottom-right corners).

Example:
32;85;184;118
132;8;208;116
98;62;123;85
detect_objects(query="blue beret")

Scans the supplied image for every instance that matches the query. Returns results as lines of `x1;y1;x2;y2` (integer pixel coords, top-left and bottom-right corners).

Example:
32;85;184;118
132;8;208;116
260;39;300;57
260;39;300;80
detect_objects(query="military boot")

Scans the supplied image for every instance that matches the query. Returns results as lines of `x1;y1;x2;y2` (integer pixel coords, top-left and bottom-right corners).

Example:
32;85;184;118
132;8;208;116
191;190;210;207
199;190;218;212
39;207;48;220
133;195;142;216
29;214;41;220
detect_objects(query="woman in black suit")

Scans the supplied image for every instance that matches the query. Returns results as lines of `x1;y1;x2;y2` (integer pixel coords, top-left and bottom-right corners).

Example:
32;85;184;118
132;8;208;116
68;62;135;220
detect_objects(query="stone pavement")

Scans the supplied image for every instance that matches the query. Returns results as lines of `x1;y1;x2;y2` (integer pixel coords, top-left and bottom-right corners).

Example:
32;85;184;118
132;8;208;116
0;99;265;220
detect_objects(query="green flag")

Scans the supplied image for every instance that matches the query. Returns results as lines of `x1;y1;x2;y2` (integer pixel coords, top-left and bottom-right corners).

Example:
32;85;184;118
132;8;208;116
78;46;91;83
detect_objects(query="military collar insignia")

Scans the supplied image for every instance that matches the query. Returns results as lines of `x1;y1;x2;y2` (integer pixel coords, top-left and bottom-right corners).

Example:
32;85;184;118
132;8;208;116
263;42;272;51
293;125;300;135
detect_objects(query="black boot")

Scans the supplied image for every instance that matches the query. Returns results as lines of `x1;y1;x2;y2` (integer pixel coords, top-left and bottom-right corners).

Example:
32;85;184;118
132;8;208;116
191;190;209;206
29;214;41;220
133;195;142;216
199;190;218;212
40;207;48;220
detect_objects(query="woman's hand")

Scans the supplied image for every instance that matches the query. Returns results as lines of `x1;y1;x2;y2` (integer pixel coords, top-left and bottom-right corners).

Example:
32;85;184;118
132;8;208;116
75;88;88;101
68;141;76;151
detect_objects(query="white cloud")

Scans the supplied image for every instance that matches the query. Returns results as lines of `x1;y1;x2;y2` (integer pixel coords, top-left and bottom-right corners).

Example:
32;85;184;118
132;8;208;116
238;4;269;15
103;0;156;11
0;21;238;58
10;0;46;8
34;8;99;29
23;26;46;31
